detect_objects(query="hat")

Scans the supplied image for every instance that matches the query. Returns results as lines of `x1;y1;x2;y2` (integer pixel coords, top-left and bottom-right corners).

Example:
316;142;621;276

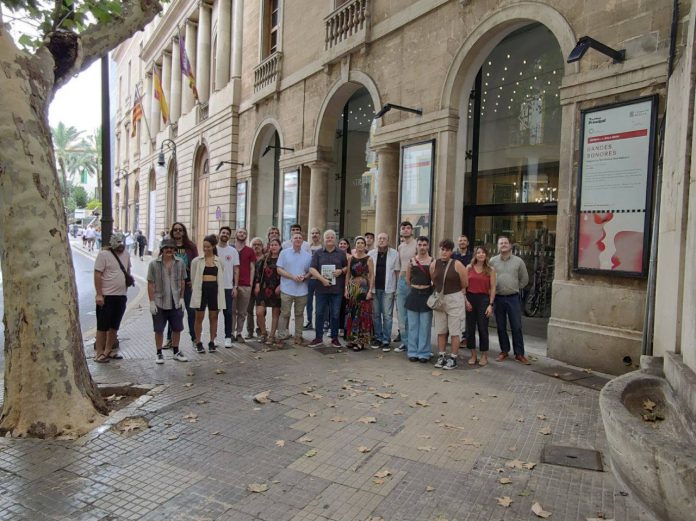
160;239;177;249
110;232;124;248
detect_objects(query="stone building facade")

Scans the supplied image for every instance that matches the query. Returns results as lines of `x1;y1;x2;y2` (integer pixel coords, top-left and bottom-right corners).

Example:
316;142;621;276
112;0;695;378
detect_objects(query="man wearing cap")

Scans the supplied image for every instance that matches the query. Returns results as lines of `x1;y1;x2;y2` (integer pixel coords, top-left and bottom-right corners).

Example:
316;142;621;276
93;232;132;363
147;239;189;364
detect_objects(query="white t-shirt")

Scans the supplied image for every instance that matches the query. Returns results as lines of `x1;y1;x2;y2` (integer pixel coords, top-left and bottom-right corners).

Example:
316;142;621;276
217;244;240;289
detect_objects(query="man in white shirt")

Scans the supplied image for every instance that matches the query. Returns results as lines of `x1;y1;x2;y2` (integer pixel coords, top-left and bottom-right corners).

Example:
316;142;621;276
281;223;311;252
217;226;240;348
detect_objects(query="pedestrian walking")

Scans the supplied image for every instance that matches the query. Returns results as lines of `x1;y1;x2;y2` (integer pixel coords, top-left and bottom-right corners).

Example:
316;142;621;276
277;232;312;346
190;235;225;353
405;236;433;362
489;236;530;364
232;228;256;342
344;236;374;351
304;227;323;330
136;230;148;260
465;246;496;367
95;227;102;250
396;221;417;352
430;239;468;370
125;231;136;256
147;238;188;364
246;237;265;339
255;237;283;345
167;222;198;347
217;226;240;348
84;225;96;252
368;233;400;351
93;232;132;363
308;230;348;348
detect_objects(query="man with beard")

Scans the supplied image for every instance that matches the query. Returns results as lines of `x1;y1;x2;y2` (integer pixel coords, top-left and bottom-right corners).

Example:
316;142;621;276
93;232;132;363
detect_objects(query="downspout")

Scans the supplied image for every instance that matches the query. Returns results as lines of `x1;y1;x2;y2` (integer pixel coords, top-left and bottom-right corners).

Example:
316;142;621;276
642;0;678;357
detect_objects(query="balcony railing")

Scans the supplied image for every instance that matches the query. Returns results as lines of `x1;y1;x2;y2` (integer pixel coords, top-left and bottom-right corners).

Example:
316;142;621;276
198;102;209;123
254;52;283;93
325;0;368;50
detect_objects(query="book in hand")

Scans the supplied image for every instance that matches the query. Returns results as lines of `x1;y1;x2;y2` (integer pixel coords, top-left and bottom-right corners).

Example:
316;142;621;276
321;264;336;285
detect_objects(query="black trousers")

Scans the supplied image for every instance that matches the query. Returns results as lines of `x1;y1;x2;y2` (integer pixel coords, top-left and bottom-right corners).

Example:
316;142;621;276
466;292;490;351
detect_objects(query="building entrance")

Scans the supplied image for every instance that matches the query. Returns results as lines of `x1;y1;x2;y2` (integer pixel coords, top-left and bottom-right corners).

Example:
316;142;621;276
463;23;563;337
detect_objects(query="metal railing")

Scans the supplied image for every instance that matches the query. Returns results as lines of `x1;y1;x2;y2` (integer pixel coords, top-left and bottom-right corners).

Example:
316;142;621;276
254;52;283;92
325;0;368;50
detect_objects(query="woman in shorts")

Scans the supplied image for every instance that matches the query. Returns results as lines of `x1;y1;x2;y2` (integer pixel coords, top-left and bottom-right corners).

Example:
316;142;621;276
191;235;225;353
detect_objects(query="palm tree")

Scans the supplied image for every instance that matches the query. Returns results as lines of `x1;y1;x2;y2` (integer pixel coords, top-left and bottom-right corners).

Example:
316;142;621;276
51;122;83;194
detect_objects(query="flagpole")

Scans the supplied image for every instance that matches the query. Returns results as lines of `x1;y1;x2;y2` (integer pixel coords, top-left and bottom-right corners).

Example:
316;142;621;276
136;83;153;144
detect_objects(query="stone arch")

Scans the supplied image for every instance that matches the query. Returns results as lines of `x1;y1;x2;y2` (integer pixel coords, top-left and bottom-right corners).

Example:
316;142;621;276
249;117;285;167
440;2;577;112
314;70;381;150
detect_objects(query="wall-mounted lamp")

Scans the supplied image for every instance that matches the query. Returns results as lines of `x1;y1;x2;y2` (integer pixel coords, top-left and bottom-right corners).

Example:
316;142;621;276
374;103;423;119
261;144;295;157
567;36;625;64
113;167;128;187
157;139;177;166
216;160;244;171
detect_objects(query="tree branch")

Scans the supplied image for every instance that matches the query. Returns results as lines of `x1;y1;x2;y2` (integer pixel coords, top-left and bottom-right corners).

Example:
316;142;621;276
52;0;162;90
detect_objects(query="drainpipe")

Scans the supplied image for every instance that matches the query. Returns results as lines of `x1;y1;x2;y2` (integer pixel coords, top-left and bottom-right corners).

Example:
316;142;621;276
642;0;678;357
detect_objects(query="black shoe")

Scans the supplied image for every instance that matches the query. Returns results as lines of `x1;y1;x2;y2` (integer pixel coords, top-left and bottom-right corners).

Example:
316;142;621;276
394;344;407;353
394;332;401;343
443;356;457;370
370;339;381;348
196;342;205;353
208;341;217;353
409;357;418;362
304;322;313;331
418;358;429;363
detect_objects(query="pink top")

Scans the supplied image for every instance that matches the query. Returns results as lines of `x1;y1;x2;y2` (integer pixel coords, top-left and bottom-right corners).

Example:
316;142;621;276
467;266;491;295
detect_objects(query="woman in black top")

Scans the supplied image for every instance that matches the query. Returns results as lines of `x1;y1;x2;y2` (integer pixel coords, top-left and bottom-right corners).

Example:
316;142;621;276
255;238;282;345
405;236;434;362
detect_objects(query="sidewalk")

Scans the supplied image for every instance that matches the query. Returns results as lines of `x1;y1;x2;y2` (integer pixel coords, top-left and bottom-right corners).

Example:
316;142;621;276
0;285;657;521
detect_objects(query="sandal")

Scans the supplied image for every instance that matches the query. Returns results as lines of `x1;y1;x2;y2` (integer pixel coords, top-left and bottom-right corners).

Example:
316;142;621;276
479;355;489;367
108;352;124;359
468;354;478;366
265;336;275;346
94;354;110;363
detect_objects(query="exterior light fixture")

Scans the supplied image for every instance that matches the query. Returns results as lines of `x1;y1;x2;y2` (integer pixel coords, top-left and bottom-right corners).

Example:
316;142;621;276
567;36;625;63
157;139;177;167
373;103;423;119
113;167;127;187
215;161;244;171
261;145;294;157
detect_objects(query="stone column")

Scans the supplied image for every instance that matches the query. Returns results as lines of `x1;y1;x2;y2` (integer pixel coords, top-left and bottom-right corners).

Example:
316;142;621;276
170;37;182;123
374;145;399;245
215;0;231;90
307;161;331;234
145;70;157;140
182;20;197;114
231;0;243;80
196;2;211;103
161;51;172;126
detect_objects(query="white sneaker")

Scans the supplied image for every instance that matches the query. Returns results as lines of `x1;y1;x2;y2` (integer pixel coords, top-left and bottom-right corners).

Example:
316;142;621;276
156;353;164;365
173;352;189;362
224;337;233;348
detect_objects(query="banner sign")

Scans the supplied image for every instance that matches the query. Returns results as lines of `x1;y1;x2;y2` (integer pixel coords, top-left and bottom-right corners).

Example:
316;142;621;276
574;96;657;276
399;140;435;239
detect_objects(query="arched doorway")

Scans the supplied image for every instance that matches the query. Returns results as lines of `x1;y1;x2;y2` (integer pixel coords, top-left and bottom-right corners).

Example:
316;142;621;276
250;124;282;238
192;146;210;245
166;160;177;230
148;168;157;252
133;180;140;233
461;23;563;335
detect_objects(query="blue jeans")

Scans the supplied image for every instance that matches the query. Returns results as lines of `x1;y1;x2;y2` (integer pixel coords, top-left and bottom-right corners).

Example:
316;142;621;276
407;309;432;360
315;293;342;340
396;277;409;344
223;288;234;338
372;290;395;344
494;294;525;356
306;279;318;326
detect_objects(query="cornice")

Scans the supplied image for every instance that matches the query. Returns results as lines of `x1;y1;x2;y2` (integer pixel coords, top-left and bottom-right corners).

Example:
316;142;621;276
140;0;201;66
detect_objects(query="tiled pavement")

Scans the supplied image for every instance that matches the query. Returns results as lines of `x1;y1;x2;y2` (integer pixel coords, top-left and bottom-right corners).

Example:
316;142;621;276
0;255;657;521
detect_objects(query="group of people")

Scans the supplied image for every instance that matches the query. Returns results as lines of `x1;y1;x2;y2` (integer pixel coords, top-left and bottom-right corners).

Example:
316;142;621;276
92;220;530;370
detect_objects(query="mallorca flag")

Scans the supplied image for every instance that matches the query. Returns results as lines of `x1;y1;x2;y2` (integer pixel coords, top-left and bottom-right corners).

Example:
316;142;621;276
131;87;143;137
153;65;169;124
179;33;199;101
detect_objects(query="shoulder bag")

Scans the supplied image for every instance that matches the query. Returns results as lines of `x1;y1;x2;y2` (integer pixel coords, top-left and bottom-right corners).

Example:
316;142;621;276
111;250;135;287
426;259;452;311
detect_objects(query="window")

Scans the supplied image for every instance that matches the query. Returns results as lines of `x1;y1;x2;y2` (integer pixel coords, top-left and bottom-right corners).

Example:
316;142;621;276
264;0;280;57
400;141;434;239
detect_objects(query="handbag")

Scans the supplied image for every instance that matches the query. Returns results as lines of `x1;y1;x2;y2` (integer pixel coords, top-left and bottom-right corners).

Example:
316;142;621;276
111;250;136;287
427;259;452;311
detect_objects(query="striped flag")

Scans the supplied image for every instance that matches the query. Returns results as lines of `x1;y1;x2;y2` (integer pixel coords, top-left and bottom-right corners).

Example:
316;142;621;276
153;65;169;124
130;87;143;137
179;33;199;101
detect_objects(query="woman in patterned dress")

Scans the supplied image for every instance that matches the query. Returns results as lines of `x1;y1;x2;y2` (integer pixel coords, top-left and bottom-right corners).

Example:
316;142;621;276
254;237;282;345
344;236;374;351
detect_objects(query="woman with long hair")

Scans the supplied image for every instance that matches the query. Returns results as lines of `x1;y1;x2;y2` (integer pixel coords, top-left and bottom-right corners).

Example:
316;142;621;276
337;238;352;338
190;235;225;353
344;236;374;351
167;222;199;347
245;237;265;339
465;246;497;366
255;237;282;345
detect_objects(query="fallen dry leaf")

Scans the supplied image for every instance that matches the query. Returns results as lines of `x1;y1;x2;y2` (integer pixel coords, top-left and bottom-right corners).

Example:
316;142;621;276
499;477;512;484
115;417;149;434
582;368;593;374
538;426;552;435
471;416;479;421
425;485;435;492
507;446;517;452
215;369;226;375
393;410;404;415
358;446;371;453
254;390;271;404
495;467;505;473
497;496;513;507
247;483;268;493
373;478;385;485
167;435;179;441
415;400;430;407
587;518;615;521
516;417;525;422
308;412;317;417
537;414;547;420
374;392;393;399
298;436;313;443
506;459;525;469
519;490;531;497
373;469;391;479
642;399;656;412
183;383;194;388
417;446;435;452
531;502;552;518
358;416;377;424
331;416;348;422
488;393;498;398
196;400;208;405
185;372;195;376
523;462;537;470
304;449;318;457
431;371;443;376
418;434;431;439
182;413;198;423
275;440;285;447
211;431;220;435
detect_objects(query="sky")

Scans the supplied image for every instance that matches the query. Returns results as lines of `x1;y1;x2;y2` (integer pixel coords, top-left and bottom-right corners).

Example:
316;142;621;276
49;61;102;134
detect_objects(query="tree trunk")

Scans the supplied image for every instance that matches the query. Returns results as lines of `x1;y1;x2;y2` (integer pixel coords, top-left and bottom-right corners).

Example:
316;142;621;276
0;26;106;437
